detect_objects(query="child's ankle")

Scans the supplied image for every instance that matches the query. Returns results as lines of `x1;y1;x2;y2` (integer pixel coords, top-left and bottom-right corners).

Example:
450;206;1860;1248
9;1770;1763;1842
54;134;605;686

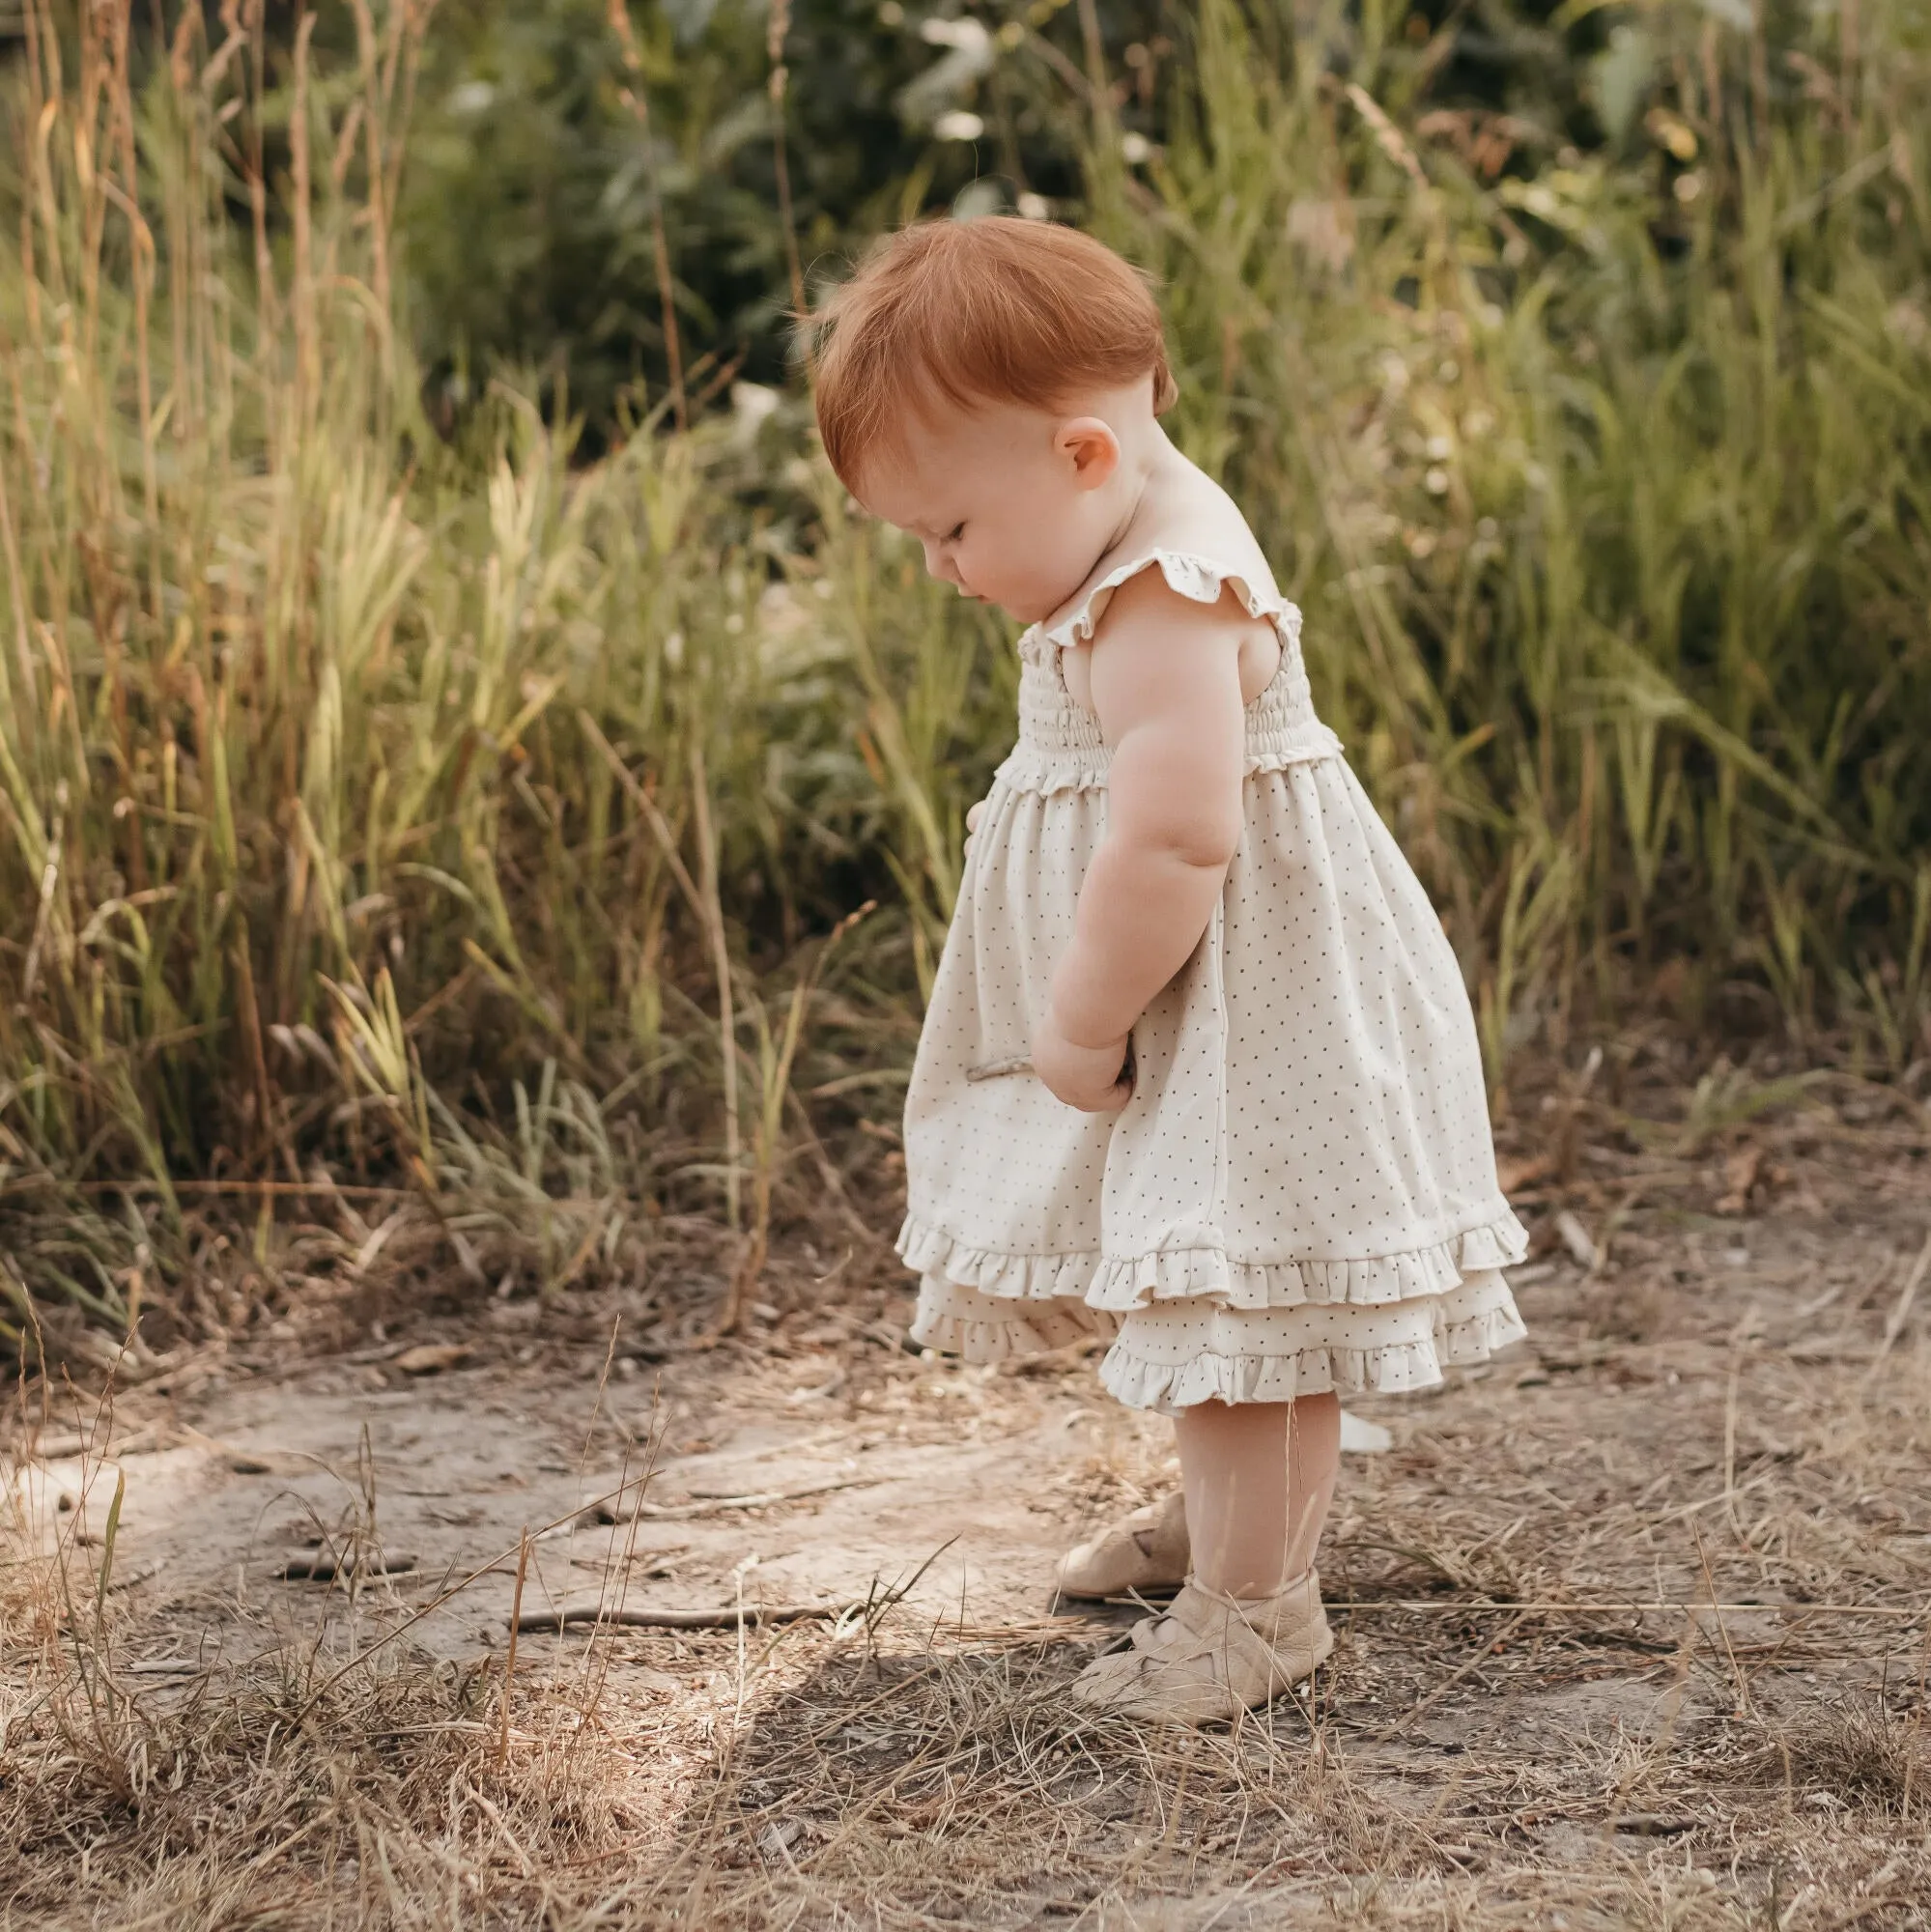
1195;1567;1314;1605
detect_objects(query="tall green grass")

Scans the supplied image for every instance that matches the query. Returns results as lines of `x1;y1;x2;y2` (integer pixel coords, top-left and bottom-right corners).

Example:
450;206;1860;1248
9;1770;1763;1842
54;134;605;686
1088;0;1931;1068
0;1;1005;1356
1;2;1927;1357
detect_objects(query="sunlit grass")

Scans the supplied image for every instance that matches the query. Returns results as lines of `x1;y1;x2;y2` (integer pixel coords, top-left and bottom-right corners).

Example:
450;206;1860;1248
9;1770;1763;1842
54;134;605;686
1;0;1927;1355
1093;0;1929;1071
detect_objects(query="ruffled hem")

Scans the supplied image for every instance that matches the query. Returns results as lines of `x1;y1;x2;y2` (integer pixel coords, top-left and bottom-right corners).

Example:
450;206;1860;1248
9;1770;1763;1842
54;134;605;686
899;1219;1097;1303
993;726;1345;798
1036;550;1304;655
908;1298;1120;1364
1098;1298;1530;1413
896;1209;1531;1316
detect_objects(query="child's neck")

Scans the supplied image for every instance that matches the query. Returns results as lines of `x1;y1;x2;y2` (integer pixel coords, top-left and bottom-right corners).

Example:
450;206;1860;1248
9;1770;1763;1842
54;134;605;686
1093;417;1182;568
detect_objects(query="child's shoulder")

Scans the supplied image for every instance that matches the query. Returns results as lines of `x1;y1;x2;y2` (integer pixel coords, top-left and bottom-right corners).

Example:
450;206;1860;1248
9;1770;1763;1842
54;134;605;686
1038;460;1290;652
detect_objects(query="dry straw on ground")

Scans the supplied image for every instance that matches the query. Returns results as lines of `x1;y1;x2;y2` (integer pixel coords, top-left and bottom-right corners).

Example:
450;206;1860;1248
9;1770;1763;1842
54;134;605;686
4;1057;1928;1927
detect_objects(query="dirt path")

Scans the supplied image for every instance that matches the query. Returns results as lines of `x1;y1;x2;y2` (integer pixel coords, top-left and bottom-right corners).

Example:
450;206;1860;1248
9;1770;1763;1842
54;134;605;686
5;1067;1930;1928
21;1340;1151;1658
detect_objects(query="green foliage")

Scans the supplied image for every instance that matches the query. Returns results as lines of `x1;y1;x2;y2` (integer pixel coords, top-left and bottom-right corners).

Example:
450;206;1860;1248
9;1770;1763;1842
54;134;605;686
1;1;1928;1361
400;0;1142;429
1092;0;1931;1055
0;2;1008;1353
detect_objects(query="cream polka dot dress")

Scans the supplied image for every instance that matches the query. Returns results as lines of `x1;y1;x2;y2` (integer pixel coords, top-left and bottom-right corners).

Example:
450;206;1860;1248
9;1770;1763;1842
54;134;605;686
898;488;1528;1414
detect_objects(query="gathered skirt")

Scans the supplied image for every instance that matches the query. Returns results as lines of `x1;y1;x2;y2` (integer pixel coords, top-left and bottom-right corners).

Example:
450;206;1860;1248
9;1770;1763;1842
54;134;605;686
896;749;1528;1415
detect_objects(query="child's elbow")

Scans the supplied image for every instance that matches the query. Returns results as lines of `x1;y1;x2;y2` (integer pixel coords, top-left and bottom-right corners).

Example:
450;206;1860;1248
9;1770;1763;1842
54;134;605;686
1108;732;1244;869
1183;827;1242;872
1151;809;1242;873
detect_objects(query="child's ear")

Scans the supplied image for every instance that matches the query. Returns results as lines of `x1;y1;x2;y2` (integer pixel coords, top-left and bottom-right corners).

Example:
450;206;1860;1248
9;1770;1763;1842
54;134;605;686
1056;416;1121;491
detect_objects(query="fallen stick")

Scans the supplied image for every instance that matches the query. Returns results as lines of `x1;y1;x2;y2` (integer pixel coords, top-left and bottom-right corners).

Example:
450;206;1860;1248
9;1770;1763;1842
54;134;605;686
25;1426;166;1463
515;1600;864;1633
537;1478;874;1542
604;1477;877;1523
282;1553;417;1582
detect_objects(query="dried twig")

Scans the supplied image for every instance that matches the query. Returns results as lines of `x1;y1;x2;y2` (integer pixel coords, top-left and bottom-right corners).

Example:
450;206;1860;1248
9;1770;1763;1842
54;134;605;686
514;1599;861;1634
578;1477;877;1525
1870;1228;1931;1371
497;1527;530;1769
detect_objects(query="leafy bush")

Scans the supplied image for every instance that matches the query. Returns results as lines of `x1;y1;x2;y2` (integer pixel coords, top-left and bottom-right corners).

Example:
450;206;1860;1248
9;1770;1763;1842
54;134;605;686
401;0;1142;430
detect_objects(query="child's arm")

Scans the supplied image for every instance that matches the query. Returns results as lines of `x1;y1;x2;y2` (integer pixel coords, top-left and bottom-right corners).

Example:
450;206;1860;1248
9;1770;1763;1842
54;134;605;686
1032;571;1249;1110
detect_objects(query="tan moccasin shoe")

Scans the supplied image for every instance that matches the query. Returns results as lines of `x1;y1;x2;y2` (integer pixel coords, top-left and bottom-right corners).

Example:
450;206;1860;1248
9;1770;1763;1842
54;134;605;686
1053;1492;1190;1602
1068;1569;1333;1726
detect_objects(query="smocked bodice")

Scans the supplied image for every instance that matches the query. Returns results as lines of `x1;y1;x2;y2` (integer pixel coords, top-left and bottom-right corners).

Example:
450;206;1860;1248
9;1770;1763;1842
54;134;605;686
992;552;1343;796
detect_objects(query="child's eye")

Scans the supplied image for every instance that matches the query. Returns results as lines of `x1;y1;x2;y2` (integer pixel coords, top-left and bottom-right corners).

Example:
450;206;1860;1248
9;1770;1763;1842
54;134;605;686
946;523;965;543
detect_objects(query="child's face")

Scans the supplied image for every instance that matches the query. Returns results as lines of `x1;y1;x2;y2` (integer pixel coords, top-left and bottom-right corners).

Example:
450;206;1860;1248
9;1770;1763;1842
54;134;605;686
856;400;1121;625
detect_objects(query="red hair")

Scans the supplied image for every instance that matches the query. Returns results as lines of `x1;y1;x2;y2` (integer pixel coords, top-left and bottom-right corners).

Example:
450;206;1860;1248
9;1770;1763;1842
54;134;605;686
809;217;1177;489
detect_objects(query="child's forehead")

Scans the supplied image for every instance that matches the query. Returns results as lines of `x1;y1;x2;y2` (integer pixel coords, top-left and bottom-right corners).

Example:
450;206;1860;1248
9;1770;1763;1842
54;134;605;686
858;400;1056;509
853;457;957;532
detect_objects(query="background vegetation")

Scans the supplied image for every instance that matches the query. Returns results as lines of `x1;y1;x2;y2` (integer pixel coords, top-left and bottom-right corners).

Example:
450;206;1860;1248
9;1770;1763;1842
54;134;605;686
0;0;1927;1365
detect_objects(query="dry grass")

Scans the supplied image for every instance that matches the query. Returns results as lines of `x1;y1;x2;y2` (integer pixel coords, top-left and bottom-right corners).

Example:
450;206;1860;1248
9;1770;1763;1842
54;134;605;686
4;1055;1929;1928
2;11;1925;1920
3;1540;1922;1928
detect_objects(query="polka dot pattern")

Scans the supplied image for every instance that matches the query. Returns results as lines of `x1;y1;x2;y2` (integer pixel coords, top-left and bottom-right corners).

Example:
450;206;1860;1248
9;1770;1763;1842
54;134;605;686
896;539;1528;1410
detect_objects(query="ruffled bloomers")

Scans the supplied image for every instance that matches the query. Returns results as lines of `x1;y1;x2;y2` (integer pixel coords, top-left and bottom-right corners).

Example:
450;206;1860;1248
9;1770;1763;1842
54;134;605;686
903;1217;1525;1416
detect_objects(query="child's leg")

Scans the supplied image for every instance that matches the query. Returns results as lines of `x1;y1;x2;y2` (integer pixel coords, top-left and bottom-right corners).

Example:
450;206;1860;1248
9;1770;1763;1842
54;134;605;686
1174;1393;1341;1597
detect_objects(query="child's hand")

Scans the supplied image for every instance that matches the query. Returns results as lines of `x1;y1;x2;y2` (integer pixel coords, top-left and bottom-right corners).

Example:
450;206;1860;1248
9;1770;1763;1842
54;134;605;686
964;799;985;853
1032;1014;1132;1112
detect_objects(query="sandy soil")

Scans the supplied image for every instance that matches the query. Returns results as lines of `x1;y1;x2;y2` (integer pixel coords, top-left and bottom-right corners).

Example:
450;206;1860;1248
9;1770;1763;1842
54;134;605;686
4;1059;1929;1928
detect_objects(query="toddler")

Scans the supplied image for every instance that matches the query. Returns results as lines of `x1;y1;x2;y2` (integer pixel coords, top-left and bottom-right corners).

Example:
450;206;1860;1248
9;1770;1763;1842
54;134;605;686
812;218;1527;1725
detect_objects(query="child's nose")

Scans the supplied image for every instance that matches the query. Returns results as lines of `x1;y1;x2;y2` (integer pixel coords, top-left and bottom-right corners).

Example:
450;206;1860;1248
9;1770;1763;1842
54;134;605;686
920;540;950;582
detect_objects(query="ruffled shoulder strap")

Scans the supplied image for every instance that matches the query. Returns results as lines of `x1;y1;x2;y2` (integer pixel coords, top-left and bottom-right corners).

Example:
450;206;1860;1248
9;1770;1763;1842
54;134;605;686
1036;547;1302;654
